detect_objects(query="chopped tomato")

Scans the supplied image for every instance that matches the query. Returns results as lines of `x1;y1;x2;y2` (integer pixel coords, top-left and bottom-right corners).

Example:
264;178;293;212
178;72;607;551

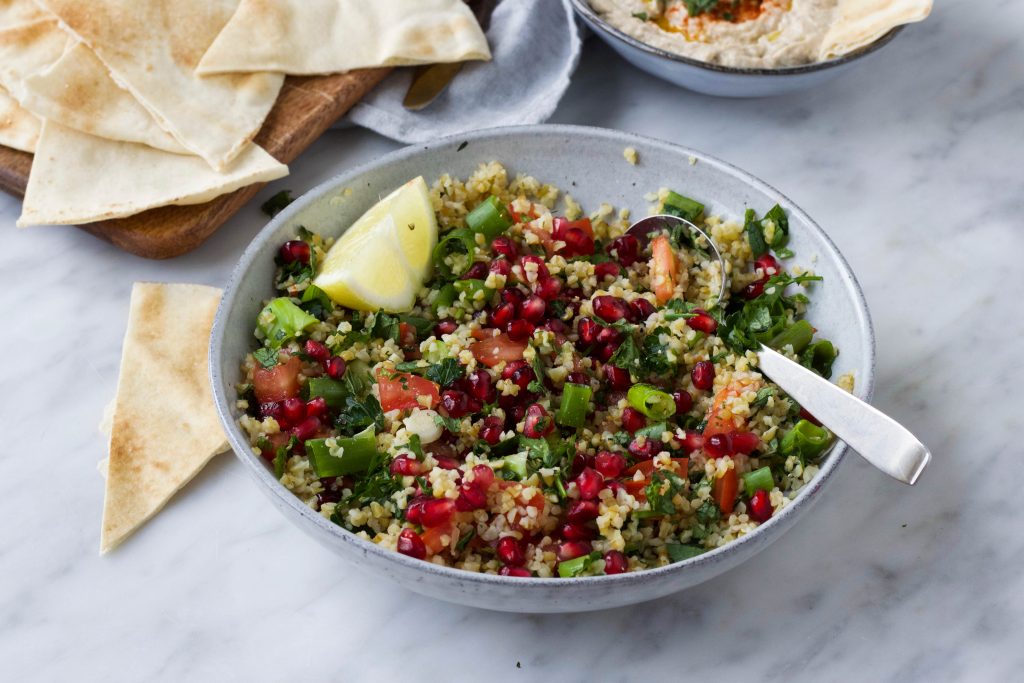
712;468;739;515
252;355;302;403
471;333;527;367
421;523;453;555
375;368;440;412
566;217;594;238
258;431;291;461
703;379;765;436
525;223;556;257
650;235;678;305
398;322;417;349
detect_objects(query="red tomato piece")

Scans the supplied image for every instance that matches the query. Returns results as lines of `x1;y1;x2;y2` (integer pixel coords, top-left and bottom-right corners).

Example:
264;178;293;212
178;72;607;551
252;355;302;403
712;468;739;515
375;368;440;412
471;333;527;367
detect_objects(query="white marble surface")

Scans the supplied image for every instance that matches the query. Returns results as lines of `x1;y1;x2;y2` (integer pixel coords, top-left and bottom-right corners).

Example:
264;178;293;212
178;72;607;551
2;1;1021;680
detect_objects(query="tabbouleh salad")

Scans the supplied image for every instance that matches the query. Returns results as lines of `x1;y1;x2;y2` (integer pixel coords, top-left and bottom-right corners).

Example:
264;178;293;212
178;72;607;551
236;162;851;578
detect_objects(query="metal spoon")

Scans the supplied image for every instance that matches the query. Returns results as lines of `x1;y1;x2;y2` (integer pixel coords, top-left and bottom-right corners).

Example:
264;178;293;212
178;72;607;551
625;214;931;485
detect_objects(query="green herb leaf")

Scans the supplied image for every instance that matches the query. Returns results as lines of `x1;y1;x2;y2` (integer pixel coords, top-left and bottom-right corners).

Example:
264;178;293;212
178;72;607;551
683;0;720;16
253;347;278;369
764;204;790;250
636;470;686;519
666;543;704;562
368;311;401;343
425;357;465;387
335;394;384;435
744;208;769;257
751;386;775;410
261;190;294;217
433;413;462;433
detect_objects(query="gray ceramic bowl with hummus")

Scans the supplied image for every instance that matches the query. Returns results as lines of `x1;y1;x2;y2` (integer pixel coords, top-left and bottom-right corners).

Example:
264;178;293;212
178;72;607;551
571;0;906;97
210;124;875;612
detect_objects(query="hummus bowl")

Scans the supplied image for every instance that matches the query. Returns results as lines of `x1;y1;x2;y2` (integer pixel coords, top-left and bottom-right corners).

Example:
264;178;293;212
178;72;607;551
570;0;904;97
211;124;875;612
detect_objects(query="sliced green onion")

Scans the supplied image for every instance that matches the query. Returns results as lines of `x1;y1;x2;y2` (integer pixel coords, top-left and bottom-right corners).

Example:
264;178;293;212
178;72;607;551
306;425;378;478
306;377;347;407
801;339;837;379
780;419;832;463
662;191;704;222
421;340;449;364
453;278;492;303
343;360;372;397
768;320;814;353
495;452;527;479
635;422;667;441
432;227;476;278
557;551;601;578
666;543;703;562
300;284;332;313
741;466;774;497
466;195;513;239
256;297;319;348
556;382;593;428
627;383;676;421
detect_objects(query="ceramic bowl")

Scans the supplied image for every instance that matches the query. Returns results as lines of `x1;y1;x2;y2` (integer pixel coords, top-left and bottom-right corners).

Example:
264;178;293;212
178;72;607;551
210;124;875;613
569;0;904;98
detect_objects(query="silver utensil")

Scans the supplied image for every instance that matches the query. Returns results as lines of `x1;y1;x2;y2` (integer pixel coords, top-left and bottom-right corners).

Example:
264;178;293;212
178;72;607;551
625;213;931;485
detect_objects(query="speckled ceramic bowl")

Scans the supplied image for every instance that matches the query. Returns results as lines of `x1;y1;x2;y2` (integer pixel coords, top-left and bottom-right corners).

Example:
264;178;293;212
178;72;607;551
210;125;875;613
569;0;904;98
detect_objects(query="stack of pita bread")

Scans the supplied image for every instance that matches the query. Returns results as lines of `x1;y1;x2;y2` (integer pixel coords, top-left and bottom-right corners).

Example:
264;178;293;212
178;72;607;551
0;0;490;227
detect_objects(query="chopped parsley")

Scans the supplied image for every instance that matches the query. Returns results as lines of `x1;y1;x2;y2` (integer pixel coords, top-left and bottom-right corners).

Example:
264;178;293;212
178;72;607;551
636;470;686;519
433;413;462;433
261;189;294;217
335;394;384;435
253;347;278;369
425;357;464;387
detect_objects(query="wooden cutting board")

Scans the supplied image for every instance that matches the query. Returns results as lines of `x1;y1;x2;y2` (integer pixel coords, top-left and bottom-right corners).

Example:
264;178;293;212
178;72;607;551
0;68;391;259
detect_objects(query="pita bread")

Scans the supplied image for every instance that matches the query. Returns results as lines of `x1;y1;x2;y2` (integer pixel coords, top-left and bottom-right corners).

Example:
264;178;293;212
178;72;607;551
0;86;40;152
197;0;490;76
20;41;189;154
37;0;284;170
0;0;47;28
819;0;932;61
0;18;70;101
100;282;228;553
18;121;288;226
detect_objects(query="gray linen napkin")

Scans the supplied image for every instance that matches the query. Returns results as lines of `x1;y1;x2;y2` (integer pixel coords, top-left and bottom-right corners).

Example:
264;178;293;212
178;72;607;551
347;0;582;143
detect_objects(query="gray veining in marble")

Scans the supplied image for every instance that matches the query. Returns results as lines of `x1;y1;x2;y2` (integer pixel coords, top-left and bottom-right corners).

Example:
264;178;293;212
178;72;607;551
1;0;1020;680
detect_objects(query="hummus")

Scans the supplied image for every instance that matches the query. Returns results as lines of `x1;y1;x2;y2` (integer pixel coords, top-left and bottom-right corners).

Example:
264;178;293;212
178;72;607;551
589;0;840;69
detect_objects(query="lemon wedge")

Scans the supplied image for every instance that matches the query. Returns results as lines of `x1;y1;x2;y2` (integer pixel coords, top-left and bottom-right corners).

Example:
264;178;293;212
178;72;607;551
313;176;437;312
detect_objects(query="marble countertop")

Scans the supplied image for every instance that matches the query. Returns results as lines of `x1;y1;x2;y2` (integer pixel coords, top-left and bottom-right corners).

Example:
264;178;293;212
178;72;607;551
2;1;1020;680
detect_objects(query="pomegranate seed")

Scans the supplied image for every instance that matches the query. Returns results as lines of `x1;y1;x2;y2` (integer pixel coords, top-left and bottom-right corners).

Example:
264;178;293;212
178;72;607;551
569;452;588;479
628;438;657;460
560;523;595;541
704;433;731;458
535;276;562;302
305;396;328;420
575;468;604;500
560;228;594;257
325;356;347;379
672;391;693;415
603;550;628;575
607;234;640;266
557;540;593;561
605;480;625;496
390;455;422;476
523;403;554;438
604;365;631;390
440;389;471;418
543;319;568;338
518;255;549;282
466;370;495;402
291;416;321;442
594;451;626;478
405;497;428;524
303;339;329;362
732;431;761;454
489;258;512;277
434;318;458;336
434;456;461;470
500;287;525;309
567;371;589;385
596;326;622;345
479;416;503;445
595;343;619;363
499;566;532;577
279;240;310;264
799;407;822;426
681;430;704;453
505;403;527;428
260;401;282;421
577;317;599;345
521;295;547;323
566;500;599;523
471;464;495;489
687;310;719;334
315;490;340;508
692;360;715;391
592;295;631;323
497;537;526;566
506;319;535;342
455;483;488;511
501;359;529;380
491;302;516;328
594;261;621;281
420;499;455;527
755;253;780;276
462;262;489;280
281;397;306;424
397;529;427;559
742;280;766;300
492;236;518;259
621;407;646;433
748;489;773;523
631;298;657;321
563;286;583;300
506;363;534;392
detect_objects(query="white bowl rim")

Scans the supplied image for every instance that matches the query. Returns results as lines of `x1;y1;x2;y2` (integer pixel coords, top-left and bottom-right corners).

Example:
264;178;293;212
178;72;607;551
568;0;904;77
210;123;876;590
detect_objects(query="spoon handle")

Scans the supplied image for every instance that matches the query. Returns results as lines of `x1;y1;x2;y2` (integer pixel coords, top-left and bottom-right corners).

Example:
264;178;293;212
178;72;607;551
756;345;931;485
